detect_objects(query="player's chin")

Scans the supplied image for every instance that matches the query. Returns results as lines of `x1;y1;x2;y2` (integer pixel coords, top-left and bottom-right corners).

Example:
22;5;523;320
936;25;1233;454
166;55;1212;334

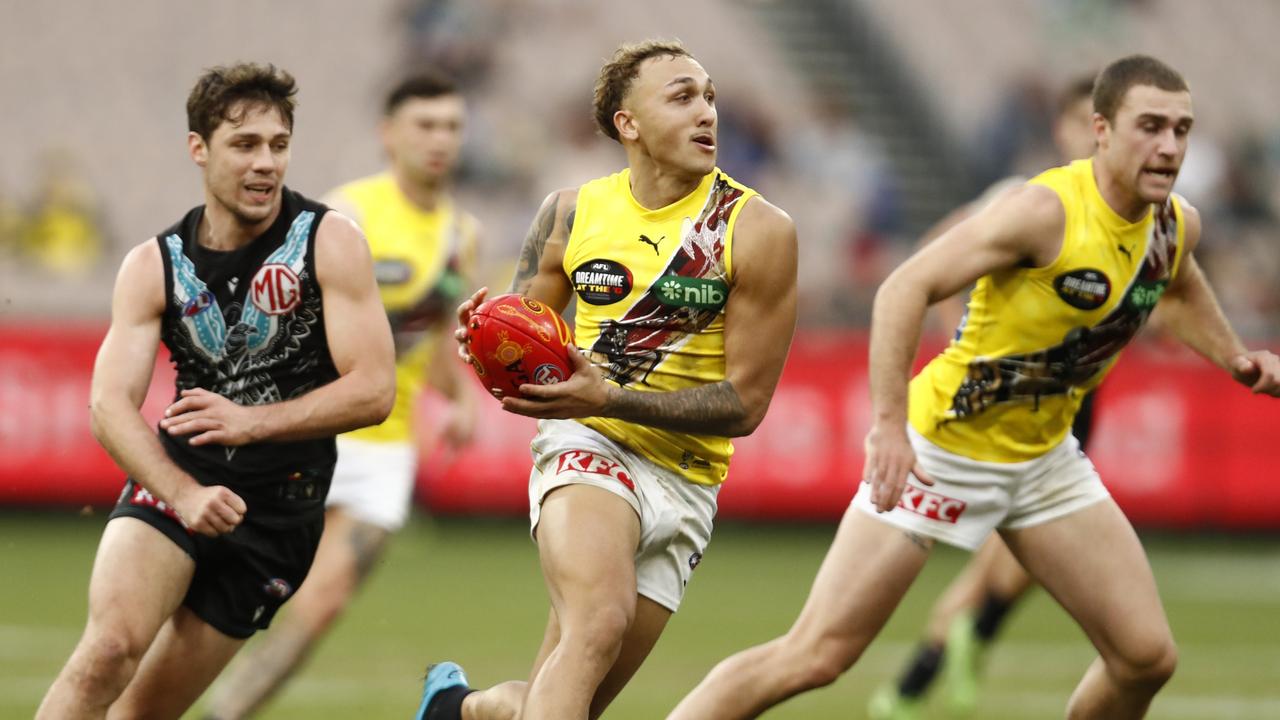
234;202;275;224
674;150;715;176
1137;174;1176;203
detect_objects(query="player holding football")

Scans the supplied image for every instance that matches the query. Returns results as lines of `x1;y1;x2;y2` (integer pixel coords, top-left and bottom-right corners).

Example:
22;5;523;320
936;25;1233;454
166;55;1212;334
869;74;1101;720
416;39;798;720
36;63;395;720
207;69;479;720
669;55;1280;720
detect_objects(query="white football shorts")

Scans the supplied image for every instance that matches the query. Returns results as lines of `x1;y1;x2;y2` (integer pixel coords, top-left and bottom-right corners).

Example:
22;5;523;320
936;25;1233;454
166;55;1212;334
326;436;417;531
852;424;1110;550
527;419;718;612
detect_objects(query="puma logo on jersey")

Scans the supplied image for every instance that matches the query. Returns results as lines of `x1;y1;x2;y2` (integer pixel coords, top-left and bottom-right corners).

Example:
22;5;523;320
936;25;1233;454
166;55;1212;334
637;234;664;255
1118;244;1133;261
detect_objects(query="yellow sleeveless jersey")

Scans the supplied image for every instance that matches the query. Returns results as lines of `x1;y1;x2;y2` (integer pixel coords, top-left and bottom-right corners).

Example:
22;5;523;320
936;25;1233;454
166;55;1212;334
565;168;758;485
909;158;1186;462
332;173;477;444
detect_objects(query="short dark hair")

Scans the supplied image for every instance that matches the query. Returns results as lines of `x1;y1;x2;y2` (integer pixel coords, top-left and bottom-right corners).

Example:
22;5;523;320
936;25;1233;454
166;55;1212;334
1092;55;1188;122
187;62;297;140
593;39;692;142
384;69;459;115
1056;74;1097;117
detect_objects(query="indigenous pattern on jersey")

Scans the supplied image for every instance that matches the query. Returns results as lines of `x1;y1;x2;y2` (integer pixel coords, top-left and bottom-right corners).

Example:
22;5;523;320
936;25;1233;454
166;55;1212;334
564;168;758;485
329;173;478;444
910;159;1186;462
157;187;339;477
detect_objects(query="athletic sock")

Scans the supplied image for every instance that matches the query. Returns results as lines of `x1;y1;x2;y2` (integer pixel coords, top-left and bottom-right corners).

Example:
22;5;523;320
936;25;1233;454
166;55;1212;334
897;642;945;698
973;592;1015;642
424;687;473;720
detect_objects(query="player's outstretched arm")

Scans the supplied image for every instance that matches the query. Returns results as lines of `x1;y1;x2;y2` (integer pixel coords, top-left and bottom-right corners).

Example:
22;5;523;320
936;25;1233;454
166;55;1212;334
864;185;1064;512
505;197;799;438
1153;204;1280;395
92;241;245;536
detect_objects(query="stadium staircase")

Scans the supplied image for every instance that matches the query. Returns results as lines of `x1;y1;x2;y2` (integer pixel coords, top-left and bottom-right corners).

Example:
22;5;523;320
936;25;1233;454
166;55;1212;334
744;0;973;236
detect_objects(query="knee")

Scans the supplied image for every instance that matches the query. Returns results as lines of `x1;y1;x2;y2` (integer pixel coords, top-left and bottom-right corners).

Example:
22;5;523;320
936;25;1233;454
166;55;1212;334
561;603;633;665
1110;637;1178;690
72;632;147;694
781;633;863;692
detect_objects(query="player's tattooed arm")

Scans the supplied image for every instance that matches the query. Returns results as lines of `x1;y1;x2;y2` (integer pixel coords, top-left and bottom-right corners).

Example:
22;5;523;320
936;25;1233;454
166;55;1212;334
508;189;576;309
602;380;752;436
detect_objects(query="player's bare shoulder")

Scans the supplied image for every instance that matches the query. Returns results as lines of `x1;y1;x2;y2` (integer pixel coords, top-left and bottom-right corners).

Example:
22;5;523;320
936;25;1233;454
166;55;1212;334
977;182;1067;268
314;210;374;288
112;237;167;316
729;196;797;284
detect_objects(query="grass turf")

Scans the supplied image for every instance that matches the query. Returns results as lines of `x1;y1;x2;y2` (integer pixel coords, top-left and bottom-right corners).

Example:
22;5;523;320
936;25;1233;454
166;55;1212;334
2;511;1277;719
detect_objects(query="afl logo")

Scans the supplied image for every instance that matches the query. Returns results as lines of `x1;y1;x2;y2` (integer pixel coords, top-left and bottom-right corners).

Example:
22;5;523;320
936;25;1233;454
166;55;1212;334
533;363;566;385
182;289;215;317
250;264;301;315
262;578;293;600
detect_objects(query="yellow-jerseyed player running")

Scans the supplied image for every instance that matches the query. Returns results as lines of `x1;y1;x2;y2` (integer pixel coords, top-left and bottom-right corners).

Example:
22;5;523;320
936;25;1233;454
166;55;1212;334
670;54;1280;720
209;69;479;720
416;39;798;720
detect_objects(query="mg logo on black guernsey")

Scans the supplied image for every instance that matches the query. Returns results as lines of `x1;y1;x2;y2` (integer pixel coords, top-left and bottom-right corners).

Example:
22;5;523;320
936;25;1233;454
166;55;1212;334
572;259;633;305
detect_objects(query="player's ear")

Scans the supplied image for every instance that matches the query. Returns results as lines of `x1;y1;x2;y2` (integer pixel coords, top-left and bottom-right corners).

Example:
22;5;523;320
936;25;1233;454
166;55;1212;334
188;131;208;167
614;109;639;142
1091;112;1109;150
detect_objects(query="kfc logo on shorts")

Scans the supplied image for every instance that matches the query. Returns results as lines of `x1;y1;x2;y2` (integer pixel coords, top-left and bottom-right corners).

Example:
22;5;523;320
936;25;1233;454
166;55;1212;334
250;263;301;315
556;450;635;492
689;552;703;571
896;485;967;524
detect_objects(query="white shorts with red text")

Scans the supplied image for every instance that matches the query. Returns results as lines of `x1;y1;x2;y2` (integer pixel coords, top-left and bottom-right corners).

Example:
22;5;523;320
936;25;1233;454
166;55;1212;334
851;425;1109;550
527;419;718;612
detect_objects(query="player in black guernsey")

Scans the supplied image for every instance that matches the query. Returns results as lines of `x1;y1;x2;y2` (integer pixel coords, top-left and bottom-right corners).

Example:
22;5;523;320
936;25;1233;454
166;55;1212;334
36;63;395;720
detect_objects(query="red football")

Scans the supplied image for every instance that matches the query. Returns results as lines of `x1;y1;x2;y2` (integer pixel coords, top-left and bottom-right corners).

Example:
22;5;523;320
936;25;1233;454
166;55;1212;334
466;294;575;399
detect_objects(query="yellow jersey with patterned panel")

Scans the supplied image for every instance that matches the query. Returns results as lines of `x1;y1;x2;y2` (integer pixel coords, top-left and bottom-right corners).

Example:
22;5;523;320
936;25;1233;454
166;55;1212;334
909;158;1186;462
565;168;758;486
330;172;478;445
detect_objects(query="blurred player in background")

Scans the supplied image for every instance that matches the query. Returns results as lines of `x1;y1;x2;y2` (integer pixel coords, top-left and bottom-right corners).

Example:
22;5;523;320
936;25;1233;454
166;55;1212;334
206;69;481;720
416;39;798;720
36;62;395;720
670;54;1280;720
869;74;1100;720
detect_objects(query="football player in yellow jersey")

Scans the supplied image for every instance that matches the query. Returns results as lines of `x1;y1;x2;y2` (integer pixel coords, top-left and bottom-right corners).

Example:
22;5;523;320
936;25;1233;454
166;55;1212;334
870;74;1101;720
415;40;798;720
671;55;1280;720
209;70;479;720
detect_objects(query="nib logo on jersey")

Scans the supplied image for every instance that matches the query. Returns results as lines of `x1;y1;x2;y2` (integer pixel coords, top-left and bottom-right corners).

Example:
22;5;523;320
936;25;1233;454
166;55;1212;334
656;275;728;311
572;259;633;305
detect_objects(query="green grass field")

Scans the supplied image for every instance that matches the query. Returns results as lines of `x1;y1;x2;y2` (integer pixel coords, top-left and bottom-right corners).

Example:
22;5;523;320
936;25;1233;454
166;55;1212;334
2;511;1277;719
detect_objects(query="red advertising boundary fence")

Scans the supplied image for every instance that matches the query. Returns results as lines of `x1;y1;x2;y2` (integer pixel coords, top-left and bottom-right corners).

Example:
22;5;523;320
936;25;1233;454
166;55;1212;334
3;324;1278;529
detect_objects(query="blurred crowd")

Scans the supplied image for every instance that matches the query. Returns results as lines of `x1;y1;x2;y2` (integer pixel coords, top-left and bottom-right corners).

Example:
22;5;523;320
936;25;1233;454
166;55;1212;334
5;0;1278;338
0;148;107;277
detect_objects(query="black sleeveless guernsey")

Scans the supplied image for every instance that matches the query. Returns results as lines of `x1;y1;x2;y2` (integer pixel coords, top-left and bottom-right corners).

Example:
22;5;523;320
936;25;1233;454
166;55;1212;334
154;187;339;486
